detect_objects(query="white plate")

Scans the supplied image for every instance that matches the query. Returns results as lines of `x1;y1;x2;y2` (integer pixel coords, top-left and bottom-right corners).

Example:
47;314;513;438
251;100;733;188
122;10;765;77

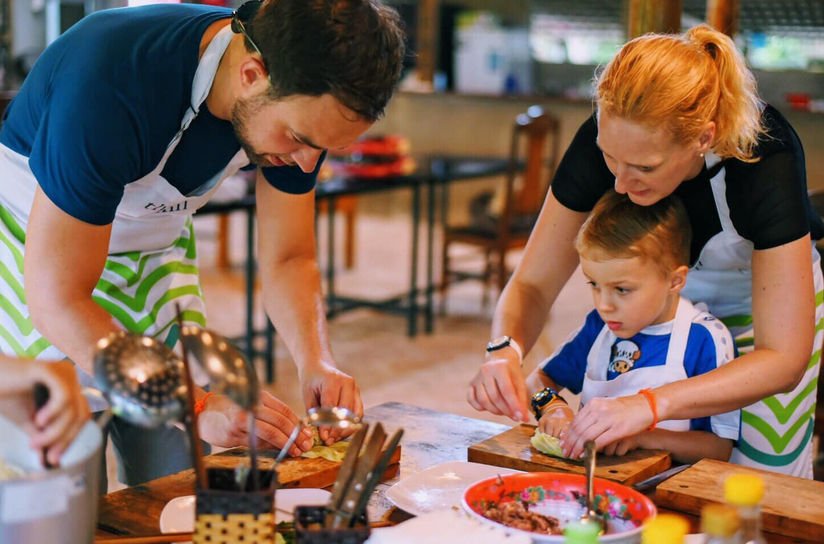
159;487;331;538
366;509;532;544
385;460;523;516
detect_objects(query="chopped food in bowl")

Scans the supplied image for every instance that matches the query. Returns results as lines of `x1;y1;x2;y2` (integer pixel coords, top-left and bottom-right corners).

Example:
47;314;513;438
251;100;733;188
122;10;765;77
462;472;656;543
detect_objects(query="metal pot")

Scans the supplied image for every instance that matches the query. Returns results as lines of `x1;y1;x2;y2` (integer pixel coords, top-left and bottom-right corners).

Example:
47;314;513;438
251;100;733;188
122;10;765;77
0;414;102;544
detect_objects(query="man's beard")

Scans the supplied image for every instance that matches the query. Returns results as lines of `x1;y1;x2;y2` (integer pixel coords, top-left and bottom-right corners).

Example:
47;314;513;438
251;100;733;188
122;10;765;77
231;93;274;167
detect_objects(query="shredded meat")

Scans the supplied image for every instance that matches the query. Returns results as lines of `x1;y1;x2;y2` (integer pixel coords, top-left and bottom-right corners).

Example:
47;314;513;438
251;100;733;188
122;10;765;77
482;500;562;535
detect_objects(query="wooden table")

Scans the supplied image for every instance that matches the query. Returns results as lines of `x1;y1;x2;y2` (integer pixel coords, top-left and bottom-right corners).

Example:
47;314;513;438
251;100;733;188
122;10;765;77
96;402;818;542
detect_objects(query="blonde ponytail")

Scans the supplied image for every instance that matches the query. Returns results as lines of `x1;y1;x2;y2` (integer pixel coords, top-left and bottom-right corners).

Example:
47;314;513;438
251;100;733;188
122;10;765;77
596;24;765;162
685;25;764;161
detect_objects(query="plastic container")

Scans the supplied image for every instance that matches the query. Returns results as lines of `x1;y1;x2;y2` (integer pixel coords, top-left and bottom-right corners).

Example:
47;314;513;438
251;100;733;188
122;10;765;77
724;473;766;544
641;513;689;544
294;505;369;544
564;519;602;543
701;503;740;543
193;467;277;544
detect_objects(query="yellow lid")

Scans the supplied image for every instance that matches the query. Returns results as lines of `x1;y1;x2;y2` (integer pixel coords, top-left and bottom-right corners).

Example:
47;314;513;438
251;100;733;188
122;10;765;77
641;514;690;544
724;473;765;506
701;503;741;537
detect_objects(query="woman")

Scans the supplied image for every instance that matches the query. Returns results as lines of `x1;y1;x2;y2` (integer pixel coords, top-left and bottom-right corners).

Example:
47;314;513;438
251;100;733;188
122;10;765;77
468;24;822;478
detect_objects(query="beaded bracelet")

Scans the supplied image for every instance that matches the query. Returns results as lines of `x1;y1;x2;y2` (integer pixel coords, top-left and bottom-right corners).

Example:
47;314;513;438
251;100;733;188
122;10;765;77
194;391;215;417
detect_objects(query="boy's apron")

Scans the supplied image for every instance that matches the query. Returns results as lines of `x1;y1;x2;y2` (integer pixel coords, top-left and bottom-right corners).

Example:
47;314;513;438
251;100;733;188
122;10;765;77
682;153;821;478
581;297;695;432
0;25;248;411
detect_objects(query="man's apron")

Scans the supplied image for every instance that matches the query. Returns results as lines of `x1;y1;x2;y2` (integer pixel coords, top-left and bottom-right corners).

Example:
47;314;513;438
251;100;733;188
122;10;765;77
581;297;695;432
681;153;822;478
0;25;248;412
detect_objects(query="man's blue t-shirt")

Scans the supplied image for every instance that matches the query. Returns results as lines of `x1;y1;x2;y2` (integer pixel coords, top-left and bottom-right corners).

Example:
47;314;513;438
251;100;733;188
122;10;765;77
0;4;319;226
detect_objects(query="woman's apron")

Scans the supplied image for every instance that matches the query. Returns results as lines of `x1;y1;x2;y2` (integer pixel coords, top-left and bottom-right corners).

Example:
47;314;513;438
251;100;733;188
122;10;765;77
0;25;248;412
581;297;695;432
681;153;822;478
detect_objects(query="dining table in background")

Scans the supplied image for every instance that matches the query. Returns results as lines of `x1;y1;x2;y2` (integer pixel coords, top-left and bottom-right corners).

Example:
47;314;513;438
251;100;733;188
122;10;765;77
95;402;820;543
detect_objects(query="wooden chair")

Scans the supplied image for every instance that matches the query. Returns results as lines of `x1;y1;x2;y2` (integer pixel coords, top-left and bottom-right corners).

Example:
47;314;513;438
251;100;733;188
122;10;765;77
440;106;560;310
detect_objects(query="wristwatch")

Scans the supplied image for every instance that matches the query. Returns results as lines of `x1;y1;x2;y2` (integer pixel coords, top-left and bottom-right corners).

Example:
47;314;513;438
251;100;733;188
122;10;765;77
485;335;523;365
530;387;565;420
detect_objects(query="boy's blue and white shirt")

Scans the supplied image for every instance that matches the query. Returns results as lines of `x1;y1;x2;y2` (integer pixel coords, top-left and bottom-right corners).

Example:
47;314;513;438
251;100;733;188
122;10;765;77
540;299;740;440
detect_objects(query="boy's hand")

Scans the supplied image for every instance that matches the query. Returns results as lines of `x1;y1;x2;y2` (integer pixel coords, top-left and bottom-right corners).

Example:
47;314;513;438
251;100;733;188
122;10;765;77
601;432;647;456
538;404;575;438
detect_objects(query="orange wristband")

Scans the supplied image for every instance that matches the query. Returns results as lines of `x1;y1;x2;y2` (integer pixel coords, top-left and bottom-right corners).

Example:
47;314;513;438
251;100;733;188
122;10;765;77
194;391;214;417
638;389;658;431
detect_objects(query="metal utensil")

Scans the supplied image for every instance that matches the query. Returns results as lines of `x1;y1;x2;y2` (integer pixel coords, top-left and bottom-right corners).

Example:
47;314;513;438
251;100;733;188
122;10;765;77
631;463;691;492
93;330;206;488
332;422;386;528
93;331;184;428
580;440;605;534
32;382;53;468
324;422;370;525
180;325;260;490
347;427;403;528
273;406;363;470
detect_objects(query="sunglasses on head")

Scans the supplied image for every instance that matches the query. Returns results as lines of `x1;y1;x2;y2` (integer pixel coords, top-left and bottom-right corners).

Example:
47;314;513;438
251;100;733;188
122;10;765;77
231;0;270;79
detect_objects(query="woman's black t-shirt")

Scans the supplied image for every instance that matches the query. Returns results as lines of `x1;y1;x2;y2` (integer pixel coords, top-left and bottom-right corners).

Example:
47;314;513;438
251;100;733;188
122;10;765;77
551;105;824;266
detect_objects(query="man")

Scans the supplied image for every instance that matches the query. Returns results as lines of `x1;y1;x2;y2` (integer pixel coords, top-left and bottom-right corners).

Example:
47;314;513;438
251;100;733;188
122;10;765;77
0;0;405;485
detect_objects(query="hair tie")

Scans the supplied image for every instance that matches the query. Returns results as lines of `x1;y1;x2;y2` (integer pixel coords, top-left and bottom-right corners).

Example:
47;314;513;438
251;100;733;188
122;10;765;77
704;41;718;59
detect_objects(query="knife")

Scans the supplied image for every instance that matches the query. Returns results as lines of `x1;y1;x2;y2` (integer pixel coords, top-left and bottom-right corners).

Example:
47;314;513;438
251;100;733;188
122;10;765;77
330;422;386;528
347;428;404;528
631;464;690;492
323;423;369;526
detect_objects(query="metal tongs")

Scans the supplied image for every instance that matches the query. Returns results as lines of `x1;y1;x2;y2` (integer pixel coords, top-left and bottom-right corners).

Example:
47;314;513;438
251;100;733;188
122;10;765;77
324;422;404;528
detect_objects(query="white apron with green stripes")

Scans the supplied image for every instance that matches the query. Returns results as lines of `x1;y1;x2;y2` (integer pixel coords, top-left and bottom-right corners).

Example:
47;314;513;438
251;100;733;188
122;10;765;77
0;25;248;411
682;153;821;478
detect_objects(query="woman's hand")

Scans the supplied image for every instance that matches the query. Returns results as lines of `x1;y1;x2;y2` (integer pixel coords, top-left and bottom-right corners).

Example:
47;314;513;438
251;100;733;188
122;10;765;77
561;394;653;459
467;351;530;422
300;362;362;445
198;391;315;456
28;361;91;466
538;404;575;438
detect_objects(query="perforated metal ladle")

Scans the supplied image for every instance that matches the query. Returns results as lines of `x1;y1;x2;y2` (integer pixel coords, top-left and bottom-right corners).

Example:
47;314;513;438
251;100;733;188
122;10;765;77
93;330;207;488
179;325;260;490
93;331;185;428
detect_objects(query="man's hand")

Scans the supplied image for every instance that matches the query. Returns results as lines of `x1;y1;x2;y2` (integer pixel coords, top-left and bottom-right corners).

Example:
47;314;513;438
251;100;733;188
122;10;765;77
467;351;530;422
300;362;362;445
199;391;314;456
27;361;91;466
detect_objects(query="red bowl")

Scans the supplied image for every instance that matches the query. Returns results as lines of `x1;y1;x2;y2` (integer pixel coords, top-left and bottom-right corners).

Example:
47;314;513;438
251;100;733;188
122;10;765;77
462;472;656;543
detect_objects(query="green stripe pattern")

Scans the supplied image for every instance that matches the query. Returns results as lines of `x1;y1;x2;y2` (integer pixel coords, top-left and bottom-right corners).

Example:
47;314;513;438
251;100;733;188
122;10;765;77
0;203;206;358
730;286;822;473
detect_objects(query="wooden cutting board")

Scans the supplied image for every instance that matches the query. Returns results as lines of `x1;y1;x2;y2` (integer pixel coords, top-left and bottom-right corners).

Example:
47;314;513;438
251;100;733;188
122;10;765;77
655;459;824;542
467;424;670;486
220;445;402;489
97;446;401;536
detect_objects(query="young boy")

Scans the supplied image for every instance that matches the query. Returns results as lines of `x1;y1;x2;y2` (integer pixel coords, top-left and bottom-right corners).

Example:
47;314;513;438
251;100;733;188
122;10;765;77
526;190;739;464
